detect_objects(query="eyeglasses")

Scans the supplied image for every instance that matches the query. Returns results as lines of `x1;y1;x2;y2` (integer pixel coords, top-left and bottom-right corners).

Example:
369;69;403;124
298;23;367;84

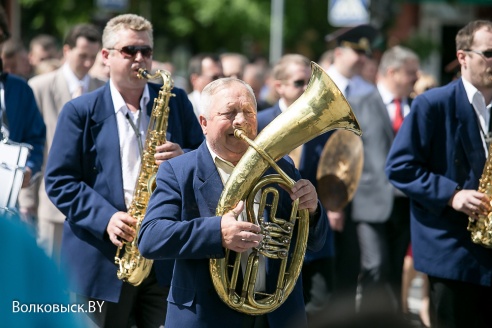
292;79;309;88
108;45;153;59
463;49;492;60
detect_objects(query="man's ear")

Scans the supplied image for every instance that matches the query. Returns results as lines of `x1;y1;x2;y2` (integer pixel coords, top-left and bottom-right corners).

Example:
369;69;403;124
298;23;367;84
199;115;207;135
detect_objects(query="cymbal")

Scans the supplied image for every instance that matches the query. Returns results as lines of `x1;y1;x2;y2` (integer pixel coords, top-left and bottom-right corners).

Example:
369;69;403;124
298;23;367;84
316;130;364;211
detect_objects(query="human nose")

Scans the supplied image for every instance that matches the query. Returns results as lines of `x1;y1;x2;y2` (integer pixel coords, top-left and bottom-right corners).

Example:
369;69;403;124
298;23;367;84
233;111;247;125
134;51;145;61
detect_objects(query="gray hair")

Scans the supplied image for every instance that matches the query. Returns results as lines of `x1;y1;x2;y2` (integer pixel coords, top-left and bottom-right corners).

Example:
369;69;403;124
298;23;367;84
102;14;153;49
378;46;419;75
200;78;257;119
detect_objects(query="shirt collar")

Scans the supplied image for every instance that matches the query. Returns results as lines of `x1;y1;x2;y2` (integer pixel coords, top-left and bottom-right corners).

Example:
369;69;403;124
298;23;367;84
326;65;350;94
462;77;492;109
62;63;90;94
110;79;150;115
377;83;396;106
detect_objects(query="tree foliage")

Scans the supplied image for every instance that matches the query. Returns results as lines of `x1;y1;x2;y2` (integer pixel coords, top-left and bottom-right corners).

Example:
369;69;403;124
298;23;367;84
17;0;338;64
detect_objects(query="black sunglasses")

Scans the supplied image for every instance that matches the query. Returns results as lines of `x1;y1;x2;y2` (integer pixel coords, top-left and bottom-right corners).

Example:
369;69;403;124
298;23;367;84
292;79;309;88
108;45;153;59
464;49;492;59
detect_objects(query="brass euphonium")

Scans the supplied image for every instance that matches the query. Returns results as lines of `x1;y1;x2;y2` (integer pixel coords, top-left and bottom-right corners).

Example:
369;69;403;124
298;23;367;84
114;68;175;286
210;62;362;314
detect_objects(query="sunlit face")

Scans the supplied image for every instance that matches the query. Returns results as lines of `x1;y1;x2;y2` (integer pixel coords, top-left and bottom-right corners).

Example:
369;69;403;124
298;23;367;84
276;63;311;107
102;28;152;91
200;82;257;165
65;37;101;80
458;27;492;91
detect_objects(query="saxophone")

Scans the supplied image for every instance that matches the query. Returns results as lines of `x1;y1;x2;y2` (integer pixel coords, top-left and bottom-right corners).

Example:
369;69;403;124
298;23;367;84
467;142;492;247
114;68;175;285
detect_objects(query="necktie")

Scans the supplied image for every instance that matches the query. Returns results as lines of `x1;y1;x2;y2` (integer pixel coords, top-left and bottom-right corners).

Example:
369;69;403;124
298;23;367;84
344;84;350;98
72;84;83;99
392;98;403;134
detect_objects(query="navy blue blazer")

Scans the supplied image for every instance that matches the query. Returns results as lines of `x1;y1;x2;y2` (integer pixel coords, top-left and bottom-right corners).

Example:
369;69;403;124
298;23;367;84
4;74;45;175
139;141;328;328
44;82;204;302
257;103;334;260
385;78;492;286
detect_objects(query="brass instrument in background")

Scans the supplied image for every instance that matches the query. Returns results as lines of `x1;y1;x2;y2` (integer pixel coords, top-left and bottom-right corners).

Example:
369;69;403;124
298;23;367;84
210;62;362;315
317;130;364;211
467;143;492;248
114;68;175;285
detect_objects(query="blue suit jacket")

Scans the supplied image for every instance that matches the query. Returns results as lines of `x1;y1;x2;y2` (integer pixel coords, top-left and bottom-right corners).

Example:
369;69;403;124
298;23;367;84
257;103;334;260
44;82;204;302
4;74;45;175
385;78;492;286
138;142;328;328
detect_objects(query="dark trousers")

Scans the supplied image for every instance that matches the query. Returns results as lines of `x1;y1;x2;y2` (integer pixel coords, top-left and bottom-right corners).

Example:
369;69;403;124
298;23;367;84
302;257;335;319
331;205;360;313
79;270;168;328
356;197;410;314
428;276;492;328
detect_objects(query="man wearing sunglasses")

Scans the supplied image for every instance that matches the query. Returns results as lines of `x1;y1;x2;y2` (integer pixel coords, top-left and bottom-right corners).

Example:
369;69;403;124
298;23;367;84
386;20;492;328
257;54;336;322
45;14;204;328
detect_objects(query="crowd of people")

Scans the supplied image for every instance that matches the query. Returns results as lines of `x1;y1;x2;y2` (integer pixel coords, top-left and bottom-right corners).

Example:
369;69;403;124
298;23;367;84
2;4;492;327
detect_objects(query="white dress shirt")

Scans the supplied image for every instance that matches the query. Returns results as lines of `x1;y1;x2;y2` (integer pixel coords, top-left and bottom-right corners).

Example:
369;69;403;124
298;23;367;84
110;80;150;208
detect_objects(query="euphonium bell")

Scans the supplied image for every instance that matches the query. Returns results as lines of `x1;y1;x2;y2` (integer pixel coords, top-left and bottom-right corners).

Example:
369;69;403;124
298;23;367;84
210;62;362;315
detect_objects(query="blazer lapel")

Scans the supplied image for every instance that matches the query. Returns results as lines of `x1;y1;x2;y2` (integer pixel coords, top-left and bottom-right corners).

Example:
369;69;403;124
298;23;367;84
195;143;224;217
90;85;126;209
455;80;486;177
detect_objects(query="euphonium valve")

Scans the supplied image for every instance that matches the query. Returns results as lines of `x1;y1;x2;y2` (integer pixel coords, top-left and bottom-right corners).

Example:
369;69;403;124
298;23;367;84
114;68;175;286
210;62;362;314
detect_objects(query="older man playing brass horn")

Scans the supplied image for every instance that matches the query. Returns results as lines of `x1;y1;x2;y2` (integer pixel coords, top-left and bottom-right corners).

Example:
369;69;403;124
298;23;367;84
139;78;327;328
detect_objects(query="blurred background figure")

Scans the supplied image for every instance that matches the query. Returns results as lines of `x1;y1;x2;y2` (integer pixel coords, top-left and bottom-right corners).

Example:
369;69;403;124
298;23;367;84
33;58;62;76
1;38;32;79
324;24;380;313
220;52;248;79
89;51;110;82
187;52;223;118
318;49;334;71
411;71;438;97
361;57;378;85
242;62;270;111
28;34;60;77
349;45;419;316
18;23;104;262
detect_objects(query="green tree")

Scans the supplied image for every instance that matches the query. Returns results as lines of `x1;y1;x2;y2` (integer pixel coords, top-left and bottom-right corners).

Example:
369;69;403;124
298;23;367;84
18;0;336;63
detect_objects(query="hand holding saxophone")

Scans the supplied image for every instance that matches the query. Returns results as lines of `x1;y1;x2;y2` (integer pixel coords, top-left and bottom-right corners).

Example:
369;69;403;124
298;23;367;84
449;189;491;220
220;200;263;253
107;211;137;247
154;141;184;165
